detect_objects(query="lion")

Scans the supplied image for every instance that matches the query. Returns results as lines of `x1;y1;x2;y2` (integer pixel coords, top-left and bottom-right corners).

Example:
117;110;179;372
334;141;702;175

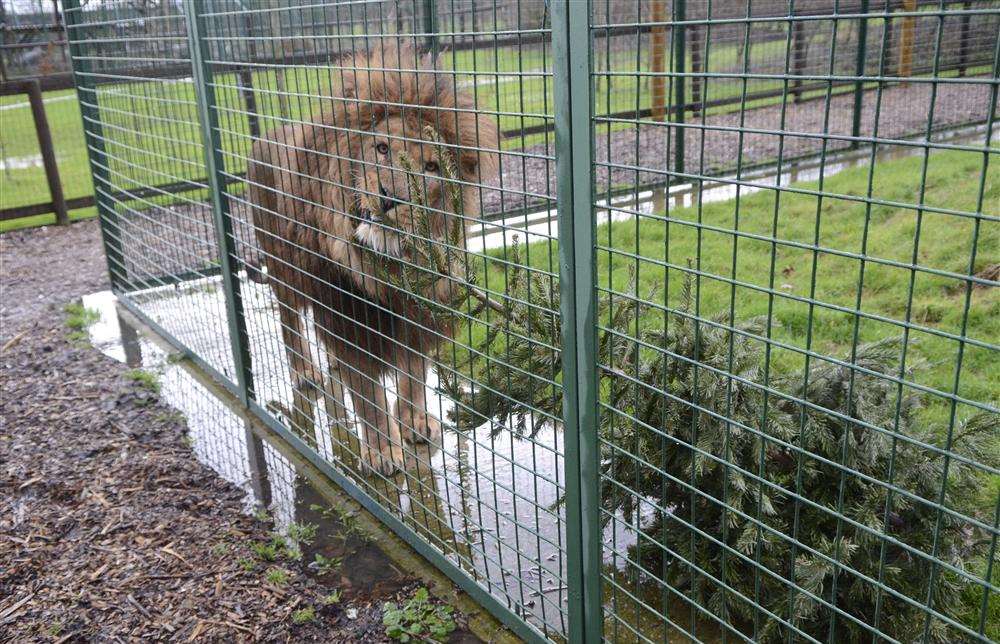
247;44;499;475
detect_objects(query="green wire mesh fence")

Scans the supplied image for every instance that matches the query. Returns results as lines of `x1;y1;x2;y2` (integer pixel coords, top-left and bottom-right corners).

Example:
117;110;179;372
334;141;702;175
64;0;997;642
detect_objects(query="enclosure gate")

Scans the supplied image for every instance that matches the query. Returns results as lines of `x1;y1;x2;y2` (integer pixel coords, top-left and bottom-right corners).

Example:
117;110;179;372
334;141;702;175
65;1;998;642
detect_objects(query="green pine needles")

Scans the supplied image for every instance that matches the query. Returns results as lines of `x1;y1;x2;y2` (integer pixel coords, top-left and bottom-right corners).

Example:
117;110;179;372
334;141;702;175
597;285;997;642
371;138;998;642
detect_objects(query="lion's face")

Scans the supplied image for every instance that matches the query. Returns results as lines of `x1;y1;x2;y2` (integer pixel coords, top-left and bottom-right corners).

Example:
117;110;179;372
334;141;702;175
351;114;461;257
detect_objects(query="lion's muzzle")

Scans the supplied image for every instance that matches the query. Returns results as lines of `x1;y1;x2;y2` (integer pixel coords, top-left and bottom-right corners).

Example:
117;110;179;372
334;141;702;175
379;185;404;215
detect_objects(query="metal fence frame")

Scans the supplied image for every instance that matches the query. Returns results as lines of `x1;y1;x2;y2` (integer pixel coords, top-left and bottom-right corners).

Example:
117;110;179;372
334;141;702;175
63;1;998;642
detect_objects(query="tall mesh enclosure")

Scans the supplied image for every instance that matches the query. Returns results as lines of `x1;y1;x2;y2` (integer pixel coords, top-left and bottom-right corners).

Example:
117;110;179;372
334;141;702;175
64;1;997;642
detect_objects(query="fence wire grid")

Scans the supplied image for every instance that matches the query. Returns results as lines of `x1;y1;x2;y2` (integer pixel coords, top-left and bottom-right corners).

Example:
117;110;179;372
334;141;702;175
63;0;998;642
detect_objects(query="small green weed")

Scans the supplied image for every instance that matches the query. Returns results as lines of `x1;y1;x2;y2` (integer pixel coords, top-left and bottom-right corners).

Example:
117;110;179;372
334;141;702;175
284;543;303;561
65;330;89;344
310;553;341;576
63;303;99;344
291;607;316;625
322;590;342;605
124;368;160;394
287;521;317;545
251;533;305;562
63;302;99;331
382;588;456;643
153;410;184;425
309;503;373;544
308;503;332;518
250;540;281;562
237;557;255;572
264;567;290;586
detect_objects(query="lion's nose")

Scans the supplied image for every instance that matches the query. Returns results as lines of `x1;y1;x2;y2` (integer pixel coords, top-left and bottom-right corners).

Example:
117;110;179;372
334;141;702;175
379;185;402;214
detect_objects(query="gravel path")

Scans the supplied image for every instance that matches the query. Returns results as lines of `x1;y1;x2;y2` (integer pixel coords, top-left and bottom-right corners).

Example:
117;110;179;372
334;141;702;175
0;223;480;641
489;80;998;213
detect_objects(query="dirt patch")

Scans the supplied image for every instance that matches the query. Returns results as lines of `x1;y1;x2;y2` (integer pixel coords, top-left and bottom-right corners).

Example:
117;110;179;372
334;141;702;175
0;220;108;342
0;224;481;642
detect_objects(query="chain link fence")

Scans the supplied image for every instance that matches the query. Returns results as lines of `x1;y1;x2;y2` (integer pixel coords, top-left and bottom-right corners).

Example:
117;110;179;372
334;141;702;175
64;1;997;642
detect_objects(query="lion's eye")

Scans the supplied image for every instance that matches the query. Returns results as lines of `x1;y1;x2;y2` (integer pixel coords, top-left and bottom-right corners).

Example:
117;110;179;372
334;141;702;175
424;161;439;173
375;142;389;155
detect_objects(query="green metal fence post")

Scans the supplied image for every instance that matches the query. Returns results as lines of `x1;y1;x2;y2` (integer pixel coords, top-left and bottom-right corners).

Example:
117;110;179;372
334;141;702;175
852;0;869;147
552;1;602;642
62;0;124;290
673;0;687;175
183;3;255;404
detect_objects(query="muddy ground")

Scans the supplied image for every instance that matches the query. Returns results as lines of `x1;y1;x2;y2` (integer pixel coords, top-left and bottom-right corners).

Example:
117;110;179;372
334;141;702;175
0;222;481;642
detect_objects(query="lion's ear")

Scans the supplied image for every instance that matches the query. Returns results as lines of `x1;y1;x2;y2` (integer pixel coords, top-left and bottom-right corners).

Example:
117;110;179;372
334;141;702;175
464;148;499;184
461;116;500;183
340;66;360;99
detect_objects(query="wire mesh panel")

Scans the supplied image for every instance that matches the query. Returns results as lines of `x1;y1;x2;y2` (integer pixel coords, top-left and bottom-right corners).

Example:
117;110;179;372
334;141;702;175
64;0;997;642
591;0;999;642
63;0;237;381
191;1;567;639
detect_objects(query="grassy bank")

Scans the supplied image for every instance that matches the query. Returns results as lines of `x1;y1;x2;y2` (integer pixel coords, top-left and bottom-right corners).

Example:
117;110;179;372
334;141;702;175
467;147;998;428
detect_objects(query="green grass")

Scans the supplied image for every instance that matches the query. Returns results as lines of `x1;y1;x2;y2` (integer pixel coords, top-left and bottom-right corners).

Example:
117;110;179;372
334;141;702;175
62;302;100;344
124;368;161;394
467;147;999;427
290;606;317;625
1;89;94;214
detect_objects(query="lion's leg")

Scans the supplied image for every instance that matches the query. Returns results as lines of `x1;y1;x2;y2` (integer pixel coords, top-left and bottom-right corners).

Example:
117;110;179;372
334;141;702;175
394;347;441;444
340;347;404;476
276;299;322;435
314;331;361;464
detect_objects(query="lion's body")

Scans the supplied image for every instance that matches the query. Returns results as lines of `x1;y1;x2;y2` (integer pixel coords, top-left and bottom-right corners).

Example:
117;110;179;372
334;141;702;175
247;45;498;473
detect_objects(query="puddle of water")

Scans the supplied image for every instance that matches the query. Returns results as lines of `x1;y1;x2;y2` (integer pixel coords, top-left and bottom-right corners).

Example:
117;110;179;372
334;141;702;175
82;290;412;599
83;283;648;637
0;153;44;171
84;287;588;634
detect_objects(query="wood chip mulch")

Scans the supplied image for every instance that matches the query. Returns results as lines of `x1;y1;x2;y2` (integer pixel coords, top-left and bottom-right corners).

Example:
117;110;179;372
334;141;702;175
0;320;417;642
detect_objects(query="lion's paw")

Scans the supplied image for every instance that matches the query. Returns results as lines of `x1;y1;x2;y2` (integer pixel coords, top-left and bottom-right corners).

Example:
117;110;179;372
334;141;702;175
398;407;442;444
361;442;404;477
292;363;325;392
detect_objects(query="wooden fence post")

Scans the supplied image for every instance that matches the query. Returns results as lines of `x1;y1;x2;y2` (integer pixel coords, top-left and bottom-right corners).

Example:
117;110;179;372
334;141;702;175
689;22;703;116
792;19;807;102
899;0;916;81
25;79;69;225
957;0;971;77
673;0;686;174
650;0;668;120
